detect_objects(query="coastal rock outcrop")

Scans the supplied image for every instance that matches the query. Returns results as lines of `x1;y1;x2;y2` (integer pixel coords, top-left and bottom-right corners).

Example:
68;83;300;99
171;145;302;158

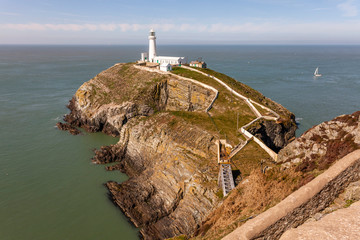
62;63;296;239
63;63;216;137
105;113;219;239
247;118;297;152
278;111;360;170
56;122;81;135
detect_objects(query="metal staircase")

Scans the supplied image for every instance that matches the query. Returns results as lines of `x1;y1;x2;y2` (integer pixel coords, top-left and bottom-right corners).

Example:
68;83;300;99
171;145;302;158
218;164;235;196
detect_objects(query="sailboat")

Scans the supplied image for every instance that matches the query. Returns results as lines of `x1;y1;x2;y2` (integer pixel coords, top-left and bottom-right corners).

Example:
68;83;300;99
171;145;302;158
314;67;322;77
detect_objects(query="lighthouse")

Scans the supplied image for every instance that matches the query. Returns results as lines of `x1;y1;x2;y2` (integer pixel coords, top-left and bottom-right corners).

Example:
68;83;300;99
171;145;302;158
139;29;187;67
148;29;157;62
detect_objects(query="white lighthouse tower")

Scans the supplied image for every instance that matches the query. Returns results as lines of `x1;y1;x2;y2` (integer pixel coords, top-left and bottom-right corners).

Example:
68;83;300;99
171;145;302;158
148;29;157;62
139;29;187;68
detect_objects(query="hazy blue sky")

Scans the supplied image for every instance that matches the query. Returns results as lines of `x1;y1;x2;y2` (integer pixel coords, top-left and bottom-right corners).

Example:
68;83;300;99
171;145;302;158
1;0;360;44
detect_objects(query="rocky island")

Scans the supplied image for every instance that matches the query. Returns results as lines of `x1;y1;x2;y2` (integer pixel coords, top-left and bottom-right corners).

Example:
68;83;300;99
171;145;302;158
59;62;360;240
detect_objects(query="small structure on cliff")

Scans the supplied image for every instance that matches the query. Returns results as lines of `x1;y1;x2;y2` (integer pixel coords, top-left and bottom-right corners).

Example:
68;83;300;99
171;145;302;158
190;60;207;68
140;29;187;68
160;63;172;72
217;139;236;196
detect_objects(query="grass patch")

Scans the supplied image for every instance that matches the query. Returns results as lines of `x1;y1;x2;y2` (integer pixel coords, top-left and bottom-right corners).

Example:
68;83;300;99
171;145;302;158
195;67;293;119
345;199;355;208
170;111;218;135
231;141;272;176
166;235;188;240
215;189;224;199
172;66;258;144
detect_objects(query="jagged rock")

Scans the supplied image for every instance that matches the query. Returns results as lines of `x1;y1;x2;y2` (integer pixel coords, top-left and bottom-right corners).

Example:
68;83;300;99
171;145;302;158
92;145;125;164
278;111;360;170
56;122;81;135
247;118;297;152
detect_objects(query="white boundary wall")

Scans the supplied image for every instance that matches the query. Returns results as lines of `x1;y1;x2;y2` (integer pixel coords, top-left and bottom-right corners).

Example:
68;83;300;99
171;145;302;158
241;128;278;161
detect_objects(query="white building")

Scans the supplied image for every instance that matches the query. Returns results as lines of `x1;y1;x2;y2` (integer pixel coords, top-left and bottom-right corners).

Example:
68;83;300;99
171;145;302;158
141;29;187;67
160;63;172;72
140;52;148;61
154;56;187;65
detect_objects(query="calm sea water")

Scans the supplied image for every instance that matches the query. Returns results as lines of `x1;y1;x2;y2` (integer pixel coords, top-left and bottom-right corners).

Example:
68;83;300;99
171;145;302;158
0;45;359;239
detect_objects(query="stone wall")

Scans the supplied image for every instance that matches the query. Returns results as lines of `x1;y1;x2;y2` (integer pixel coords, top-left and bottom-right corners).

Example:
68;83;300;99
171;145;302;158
223;149;360;240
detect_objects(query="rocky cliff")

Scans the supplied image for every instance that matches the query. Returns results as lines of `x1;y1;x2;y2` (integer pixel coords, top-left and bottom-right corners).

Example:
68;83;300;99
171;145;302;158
247;118;296;152
60;63;296;239
278;111;360;171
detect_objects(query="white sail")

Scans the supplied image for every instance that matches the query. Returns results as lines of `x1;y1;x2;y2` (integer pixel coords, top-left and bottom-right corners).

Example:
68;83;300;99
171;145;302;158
314;67;321;77
314;67;318;75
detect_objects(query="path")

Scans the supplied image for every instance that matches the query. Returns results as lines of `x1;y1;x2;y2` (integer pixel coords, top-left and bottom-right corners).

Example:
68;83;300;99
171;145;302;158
181;65;281;195
180;65;279;120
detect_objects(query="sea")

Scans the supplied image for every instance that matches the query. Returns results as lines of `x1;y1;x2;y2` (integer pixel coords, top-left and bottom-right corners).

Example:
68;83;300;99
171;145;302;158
0;45;359;239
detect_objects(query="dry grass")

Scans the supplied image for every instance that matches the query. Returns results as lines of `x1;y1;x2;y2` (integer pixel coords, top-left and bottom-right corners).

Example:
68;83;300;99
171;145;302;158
194;166;302;240
89;63;170;107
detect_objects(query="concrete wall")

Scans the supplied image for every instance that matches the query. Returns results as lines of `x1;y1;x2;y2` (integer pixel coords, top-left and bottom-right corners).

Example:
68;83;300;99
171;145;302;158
241;128;278;161
223;149;360;240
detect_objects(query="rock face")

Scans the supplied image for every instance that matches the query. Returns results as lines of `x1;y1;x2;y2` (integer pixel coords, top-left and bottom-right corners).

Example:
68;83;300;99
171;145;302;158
278;111;360;170
62;63;296;239
56;122;81;135
105;113;219;239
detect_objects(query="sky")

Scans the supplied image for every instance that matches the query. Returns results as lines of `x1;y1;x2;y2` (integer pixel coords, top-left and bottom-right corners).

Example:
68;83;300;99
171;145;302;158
1;0;360;45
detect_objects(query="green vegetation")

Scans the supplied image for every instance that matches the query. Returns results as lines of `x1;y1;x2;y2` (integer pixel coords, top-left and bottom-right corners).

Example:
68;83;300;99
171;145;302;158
87;63;171;109
215;189;224;199
194;67;292;119
171;66;257;144
166;235;188;240
170;66;285;177
231;141;272;176
345;199;354;208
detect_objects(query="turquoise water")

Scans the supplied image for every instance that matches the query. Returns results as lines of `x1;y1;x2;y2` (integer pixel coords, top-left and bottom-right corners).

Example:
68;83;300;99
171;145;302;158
1;45;359;239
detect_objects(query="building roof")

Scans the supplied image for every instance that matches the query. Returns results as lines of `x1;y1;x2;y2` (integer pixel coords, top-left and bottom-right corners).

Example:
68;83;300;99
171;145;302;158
154;56;185;60
160;62;171;66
